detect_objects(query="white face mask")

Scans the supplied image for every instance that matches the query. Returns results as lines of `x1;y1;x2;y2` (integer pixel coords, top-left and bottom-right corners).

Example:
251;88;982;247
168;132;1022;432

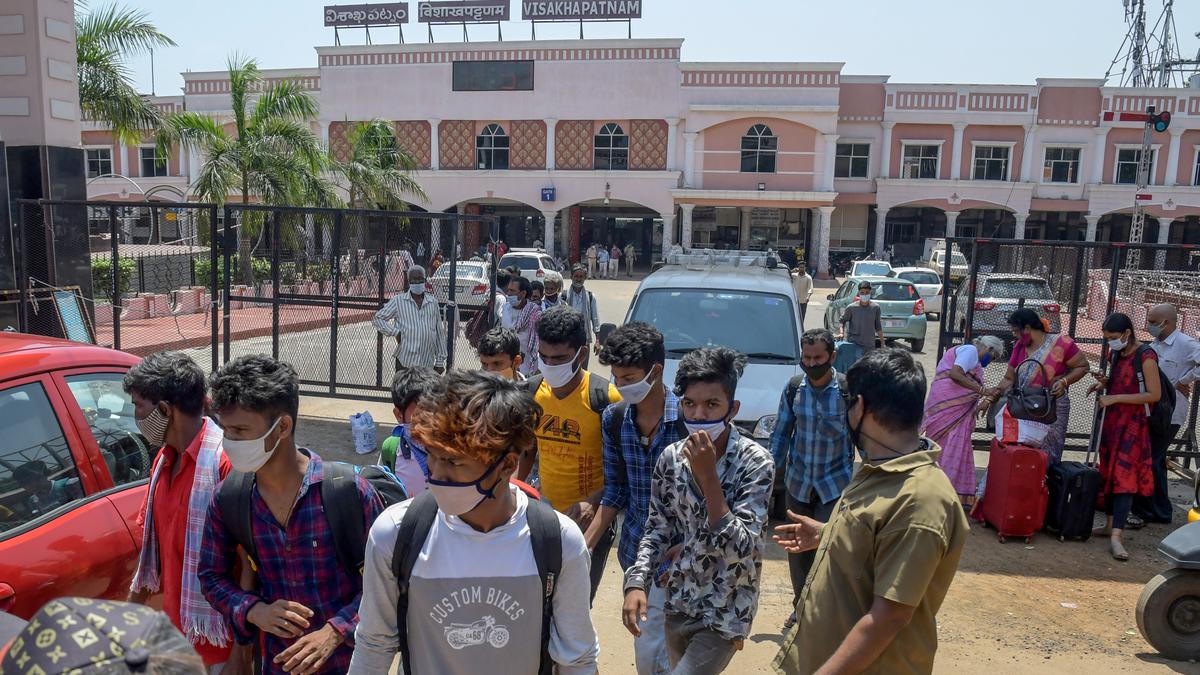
539;348;582;389
683;418;727;438
136;406;169;447
410;282;426;295
223;418;283;473
425;455;507;516
1108;337;1128;352
616;368;658;406
859;293;872;303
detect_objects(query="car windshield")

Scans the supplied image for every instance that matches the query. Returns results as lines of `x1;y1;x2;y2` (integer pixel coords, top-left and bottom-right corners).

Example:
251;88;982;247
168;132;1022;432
854;262;892;276
983;278;1053;299
629;288;799;362
899;271;940;285
500;255;539;270
872;283;920;302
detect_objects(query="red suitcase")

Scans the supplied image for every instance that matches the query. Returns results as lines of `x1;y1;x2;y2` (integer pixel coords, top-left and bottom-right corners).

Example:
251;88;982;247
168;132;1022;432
976;439;1049;543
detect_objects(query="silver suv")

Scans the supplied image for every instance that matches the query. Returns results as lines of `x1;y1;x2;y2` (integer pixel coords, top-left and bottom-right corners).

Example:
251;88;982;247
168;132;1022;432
950;273;1062;339
498;249;558;282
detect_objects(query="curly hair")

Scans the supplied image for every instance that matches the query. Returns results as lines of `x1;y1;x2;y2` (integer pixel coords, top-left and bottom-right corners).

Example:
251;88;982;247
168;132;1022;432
673;346;747;400
123;351;207;415
208;355;300;423
390;366;440;410
410;370;541;464
599;322;664;371
536;305;587;349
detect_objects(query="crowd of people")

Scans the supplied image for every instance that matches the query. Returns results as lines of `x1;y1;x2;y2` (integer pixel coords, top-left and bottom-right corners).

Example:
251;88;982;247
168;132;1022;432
585;242;638;279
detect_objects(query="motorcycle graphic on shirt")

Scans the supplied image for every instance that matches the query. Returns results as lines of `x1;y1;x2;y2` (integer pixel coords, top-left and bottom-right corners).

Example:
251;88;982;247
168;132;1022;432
444;615;510;650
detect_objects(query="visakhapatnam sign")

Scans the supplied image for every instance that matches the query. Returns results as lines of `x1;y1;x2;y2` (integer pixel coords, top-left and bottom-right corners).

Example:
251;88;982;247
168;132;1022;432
521;1;642;21
418;1;510;23
324;3;410;26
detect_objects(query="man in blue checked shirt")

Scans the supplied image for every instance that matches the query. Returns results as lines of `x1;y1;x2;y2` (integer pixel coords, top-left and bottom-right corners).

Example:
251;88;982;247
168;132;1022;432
769;328;855;630
586;322;685;675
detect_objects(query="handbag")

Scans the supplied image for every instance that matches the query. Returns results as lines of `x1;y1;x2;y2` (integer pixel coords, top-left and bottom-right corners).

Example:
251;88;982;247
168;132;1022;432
1006;358;1058;424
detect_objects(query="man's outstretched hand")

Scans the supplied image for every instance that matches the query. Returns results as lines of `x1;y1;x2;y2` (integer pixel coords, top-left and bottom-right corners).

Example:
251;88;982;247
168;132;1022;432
773;510;824;554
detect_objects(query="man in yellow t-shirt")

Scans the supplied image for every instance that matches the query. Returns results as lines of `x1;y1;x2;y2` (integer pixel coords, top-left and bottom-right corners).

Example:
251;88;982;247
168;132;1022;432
523;306;621;601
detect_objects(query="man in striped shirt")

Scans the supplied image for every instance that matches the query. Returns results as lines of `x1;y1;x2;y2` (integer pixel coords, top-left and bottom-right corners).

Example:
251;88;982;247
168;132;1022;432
372;265;446;371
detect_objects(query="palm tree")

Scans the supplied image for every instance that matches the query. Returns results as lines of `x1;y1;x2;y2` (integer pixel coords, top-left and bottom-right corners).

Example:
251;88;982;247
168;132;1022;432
334;120;426;209
76;2;175;144
156;54;336;284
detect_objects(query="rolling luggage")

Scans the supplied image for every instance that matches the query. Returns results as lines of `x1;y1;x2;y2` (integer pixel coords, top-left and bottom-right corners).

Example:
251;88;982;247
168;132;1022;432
1045;460;1101;541
833;340;863;374
977;439;1049;543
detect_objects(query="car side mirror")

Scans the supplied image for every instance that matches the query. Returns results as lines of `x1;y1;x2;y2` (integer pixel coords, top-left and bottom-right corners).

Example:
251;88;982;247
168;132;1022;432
598;323;617;345
826;294;835;301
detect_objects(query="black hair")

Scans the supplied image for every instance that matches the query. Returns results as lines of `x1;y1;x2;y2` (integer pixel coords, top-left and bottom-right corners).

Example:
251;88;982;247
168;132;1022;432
390;366;440;410
122;351;207;415
208;355;300;425
845;348;926;432
508;275;532;295
13;461;46;484
497;271;511;288
531;280;545;294
599;322;665;371
801;328;836;355
673;346;747;400
536;305;588;349
858;280;873;290
1008;308;1044;332
478;327;521;358
1103;312;1135;335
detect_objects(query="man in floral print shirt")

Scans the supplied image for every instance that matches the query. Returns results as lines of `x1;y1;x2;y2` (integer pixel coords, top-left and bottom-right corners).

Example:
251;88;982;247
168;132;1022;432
622;347;775;675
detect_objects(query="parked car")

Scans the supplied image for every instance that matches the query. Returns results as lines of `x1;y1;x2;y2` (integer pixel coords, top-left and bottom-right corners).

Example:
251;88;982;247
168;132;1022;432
921;240;970;281
0;333;153;619
498;249;558;281
849;259;893;279
823;275;929;352
429;260;493;311
890;266;945;318
949;273;1062;343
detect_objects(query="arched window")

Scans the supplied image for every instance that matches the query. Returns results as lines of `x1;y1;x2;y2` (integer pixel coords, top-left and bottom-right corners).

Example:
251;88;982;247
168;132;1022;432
594;123;629;170
476;123;509;170
740;123;777;173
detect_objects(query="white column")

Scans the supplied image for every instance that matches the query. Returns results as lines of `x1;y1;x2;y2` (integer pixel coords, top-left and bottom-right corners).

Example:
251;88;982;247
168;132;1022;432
679;203;695;250
739;206;753;250
815;206;835;278
945;211;961;238
430;218;441;261
544;119;556;171
187;145;201;182
1157;216;1172;269
950;123;967;181
666;118;680;171
660;212;675;258
683;132;698;188
1090;127;1108;184
428;119;440;170
319;121;330;148
879;121;895;179
822;133;839;191
874;207;889;257
1165;128;1184;187
541;211;557;257
1020;125;1037;182
1085;214;1101;242
116;141;127;176
1013;212;1029;240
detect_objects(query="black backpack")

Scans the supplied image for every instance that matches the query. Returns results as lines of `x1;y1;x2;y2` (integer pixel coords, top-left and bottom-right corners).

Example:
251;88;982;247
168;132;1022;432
1118;345;1176;437
392;491;561;675
216;461;407;577
525;372;612;416
783;372;853;462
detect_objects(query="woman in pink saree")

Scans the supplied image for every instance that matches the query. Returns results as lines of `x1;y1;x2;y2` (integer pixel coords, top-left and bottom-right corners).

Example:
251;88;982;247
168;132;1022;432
921;335;1005;505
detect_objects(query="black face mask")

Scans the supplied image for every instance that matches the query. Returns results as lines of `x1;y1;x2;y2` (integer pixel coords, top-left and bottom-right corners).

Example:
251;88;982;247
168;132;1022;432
802;361;833;382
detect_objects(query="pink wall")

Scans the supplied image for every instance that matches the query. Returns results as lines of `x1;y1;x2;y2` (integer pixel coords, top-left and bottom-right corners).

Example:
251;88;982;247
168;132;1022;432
1179;130;1200;186
889;124;954;179
960;125;1025;180
1037;87;1102;123
1103;127;1169;185
699;117;817;191
81;132;118;173
838;83;885;118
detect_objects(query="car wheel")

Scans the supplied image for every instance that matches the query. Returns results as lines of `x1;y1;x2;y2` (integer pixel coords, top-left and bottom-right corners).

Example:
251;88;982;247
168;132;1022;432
1137;568;1200;661
911;338;925;353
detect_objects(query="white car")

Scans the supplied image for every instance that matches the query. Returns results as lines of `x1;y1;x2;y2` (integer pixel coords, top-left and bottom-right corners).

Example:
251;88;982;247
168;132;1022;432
890;266;944;318
429;260;492;310
849;259;893;279
498;249;558;282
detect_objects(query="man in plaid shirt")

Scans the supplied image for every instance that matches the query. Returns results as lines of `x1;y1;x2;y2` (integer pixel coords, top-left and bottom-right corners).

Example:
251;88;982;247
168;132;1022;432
587;322;685;675
769;328;854;628
199;356;383;675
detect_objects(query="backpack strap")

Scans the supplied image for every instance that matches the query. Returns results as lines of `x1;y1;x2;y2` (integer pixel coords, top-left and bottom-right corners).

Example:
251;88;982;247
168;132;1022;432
525;373;544;394
785;374;805;410
605;401;629;449
320;462;368;577
215;472;259;574
391;491;440;675
587;373;611;416
525;498;563;675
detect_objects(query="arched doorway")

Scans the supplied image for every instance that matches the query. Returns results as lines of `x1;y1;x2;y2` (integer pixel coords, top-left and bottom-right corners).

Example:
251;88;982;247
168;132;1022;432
883;207;946;262
957;208;1014;239
576;199;663;271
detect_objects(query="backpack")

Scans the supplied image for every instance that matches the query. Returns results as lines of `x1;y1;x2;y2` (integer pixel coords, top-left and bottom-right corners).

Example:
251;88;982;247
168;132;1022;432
465;304;494;349
1118;345;1176;437
392;491;561;675
783;372;853;462
526;372;611;416
215;461;407;577
604;400;688;449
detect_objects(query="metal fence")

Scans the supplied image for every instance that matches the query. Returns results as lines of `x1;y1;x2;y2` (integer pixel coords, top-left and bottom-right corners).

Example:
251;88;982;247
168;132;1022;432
936;237;1200;465
14;199;498;402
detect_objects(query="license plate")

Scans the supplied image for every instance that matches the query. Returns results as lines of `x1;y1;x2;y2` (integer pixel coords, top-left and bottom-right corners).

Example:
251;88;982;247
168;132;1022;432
883;320;905;328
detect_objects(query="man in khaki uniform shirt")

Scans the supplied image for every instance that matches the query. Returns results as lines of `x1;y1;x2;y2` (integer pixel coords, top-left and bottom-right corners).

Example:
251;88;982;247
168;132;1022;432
773;348;967;674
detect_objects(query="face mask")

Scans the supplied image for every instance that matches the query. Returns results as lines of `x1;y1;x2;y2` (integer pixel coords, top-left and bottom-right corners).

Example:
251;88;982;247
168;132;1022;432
1108;337;1128;352
410;283;426;296
859;293;871;302
845;398;866;460
683;417;727;438
426;454;508;516
616;368;657;406
136;406;169;447
572;281;584;291
801;361;832;381
223;418;283;473
980;352;993;368
539;348;582;389
1148;322;1165;339
545;294;559;304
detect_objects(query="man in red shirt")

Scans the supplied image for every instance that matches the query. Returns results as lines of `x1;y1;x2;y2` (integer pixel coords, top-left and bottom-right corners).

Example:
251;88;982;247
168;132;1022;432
125;351;244;673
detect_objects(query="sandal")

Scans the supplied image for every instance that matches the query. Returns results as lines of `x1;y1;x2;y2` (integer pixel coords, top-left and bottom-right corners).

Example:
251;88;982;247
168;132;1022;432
1125;515;1145;530
1110;539;1130;561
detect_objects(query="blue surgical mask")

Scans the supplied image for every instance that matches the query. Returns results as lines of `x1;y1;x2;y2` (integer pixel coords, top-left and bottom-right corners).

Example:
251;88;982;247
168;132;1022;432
1147;322;1165;339
507;295;521;307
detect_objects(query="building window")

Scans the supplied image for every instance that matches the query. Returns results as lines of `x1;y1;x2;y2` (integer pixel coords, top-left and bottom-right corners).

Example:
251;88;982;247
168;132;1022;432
476;124;509;170
835;143;870;178
1194;151;1200;186
594;123;629;170
972;145;1011;181
452;60;534;91
901;144;939;179
740;124;777;173
1043;147;1081;183
1116;147;1156;185
140;146;167;177
86;148;112;179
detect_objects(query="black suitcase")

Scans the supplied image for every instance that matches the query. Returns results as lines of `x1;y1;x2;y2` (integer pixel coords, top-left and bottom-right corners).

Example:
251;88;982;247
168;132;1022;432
1045;460;1101;541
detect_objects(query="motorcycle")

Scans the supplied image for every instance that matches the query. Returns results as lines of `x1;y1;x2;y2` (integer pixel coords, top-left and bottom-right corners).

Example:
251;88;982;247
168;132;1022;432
444;615;510;650
1136;471;1200;660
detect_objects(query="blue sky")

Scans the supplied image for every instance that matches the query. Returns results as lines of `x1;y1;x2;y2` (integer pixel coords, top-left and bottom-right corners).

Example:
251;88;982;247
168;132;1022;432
113;0;1200;95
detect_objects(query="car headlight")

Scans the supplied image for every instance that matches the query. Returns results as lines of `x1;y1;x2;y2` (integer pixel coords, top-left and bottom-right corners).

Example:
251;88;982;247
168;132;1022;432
753;415;777;439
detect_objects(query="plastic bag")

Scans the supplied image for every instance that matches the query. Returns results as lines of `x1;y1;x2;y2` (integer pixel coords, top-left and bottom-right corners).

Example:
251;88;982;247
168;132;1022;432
350;411;377;455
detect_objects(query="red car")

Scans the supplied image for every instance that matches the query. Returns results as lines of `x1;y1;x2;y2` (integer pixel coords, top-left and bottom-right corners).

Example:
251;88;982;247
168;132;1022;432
0;332;152;618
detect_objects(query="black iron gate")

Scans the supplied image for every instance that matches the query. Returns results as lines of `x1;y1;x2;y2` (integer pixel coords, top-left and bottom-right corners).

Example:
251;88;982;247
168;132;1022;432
14;199;498;402
936;237;1200;464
